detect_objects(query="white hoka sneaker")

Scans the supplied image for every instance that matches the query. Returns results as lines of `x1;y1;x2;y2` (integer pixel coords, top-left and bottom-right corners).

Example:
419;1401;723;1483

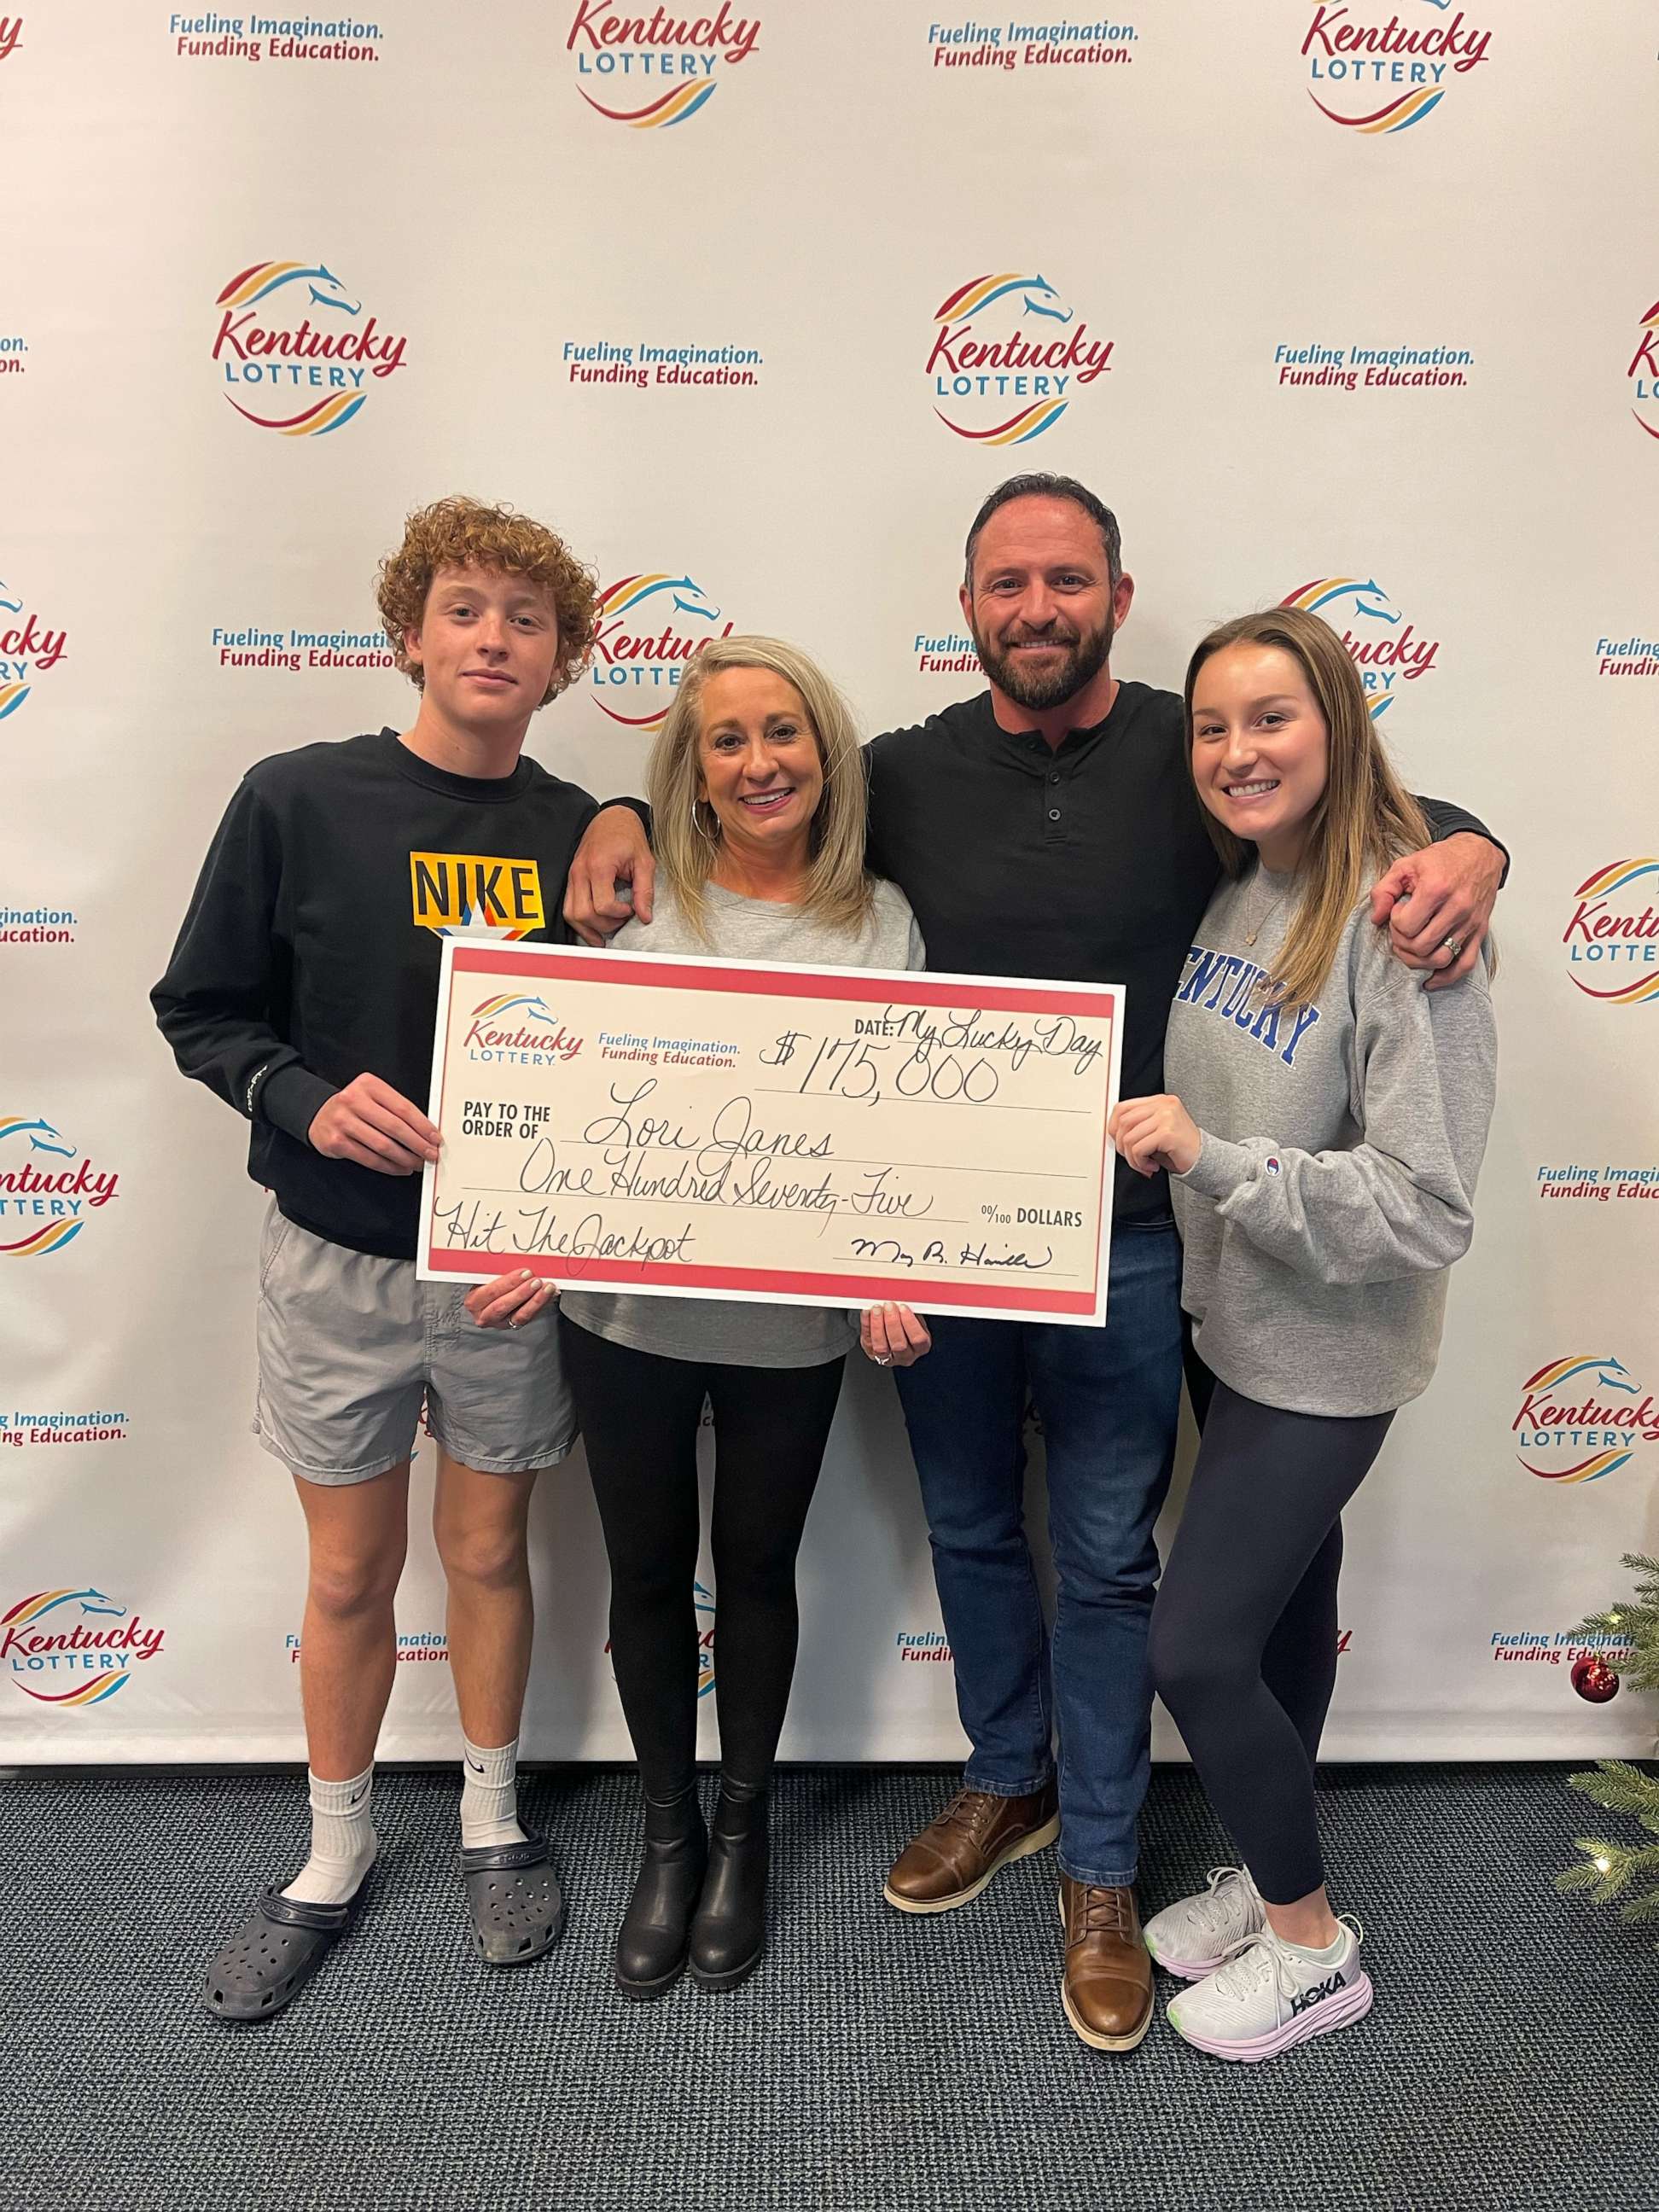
1167;1918;1372;2064
1143;1866;1266;1981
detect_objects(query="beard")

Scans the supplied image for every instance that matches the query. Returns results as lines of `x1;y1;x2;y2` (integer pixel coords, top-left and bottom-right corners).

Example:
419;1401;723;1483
971;610;1115;713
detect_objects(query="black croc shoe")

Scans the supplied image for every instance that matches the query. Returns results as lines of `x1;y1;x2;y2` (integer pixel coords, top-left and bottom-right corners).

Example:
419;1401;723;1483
201;1881;369;2023
461;1831;566;1967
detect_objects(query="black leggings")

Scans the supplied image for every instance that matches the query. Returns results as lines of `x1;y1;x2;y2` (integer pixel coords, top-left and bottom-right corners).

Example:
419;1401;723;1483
1150;1359;1394;1904
560;1315;846;1798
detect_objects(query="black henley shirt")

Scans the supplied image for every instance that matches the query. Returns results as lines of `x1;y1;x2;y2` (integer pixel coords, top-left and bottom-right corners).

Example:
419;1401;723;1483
862;681;1498;1222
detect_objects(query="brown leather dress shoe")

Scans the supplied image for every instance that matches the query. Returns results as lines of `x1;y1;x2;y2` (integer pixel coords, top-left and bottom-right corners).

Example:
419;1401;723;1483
882;1780;1060;1913
1059;1876;1154;2052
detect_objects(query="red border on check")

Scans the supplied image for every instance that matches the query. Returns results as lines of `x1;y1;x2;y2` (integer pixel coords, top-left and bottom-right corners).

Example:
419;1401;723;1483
426;946;1119;1323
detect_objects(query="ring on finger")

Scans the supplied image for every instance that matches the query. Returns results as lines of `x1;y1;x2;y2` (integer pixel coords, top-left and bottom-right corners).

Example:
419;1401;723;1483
876;1354;893;1367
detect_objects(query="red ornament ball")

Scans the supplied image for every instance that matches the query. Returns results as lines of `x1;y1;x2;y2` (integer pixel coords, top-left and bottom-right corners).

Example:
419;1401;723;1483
1571;1656;1621;1704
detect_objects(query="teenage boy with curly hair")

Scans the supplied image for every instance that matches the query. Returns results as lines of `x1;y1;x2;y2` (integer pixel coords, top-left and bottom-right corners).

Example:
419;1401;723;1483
154;497;600;2020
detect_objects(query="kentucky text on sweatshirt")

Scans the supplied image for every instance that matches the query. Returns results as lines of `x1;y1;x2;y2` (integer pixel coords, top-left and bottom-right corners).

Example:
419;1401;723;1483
1164;864;1497;1417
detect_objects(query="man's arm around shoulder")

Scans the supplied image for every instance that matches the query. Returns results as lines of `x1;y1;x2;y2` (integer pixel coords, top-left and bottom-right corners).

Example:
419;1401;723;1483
1371;795;1509;992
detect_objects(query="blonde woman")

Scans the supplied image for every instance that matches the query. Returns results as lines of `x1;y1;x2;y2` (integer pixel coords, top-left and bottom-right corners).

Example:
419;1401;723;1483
472;637;929;1999
1109;608;1496;2062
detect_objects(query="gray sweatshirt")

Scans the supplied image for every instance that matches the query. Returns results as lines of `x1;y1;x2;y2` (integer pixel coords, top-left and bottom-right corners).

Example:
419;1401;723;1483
1164;864;1496;1417
560;875;926;1370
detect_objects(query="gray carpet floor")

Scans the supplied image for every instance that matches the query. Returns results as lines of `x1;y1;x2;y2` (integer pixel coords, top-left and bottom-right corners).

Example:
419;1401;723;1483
0;1763;1650;2212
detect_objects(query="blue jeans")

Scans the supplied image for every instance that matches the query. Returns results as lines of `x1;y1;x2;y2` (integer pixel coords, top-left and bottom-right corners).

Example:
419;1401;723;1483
894;1218;1183;1887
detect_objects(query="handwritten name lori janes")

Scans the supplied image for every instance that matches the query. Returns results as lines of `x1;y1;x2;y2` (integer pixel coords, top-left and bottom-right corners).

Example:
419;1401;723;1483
438;1080;940;1239
434;1074;1075;1265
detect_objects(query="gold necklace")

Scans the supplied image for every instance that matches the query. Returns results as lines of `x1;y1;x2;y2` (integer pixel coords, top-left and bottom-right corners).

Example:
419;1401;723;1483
1243;875;1291;948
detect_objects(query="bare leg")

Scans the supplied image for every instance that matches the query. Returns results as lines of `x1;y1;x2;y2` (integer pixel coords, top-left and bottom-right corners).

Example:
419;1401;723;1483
1264;1886;1342;1949
293;1462;410;1780
433;1451;538;1747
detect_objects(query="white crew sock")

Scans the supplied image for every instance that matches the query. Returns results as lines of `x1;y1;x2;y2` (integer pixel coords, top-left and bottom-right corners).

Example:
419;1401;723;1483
460;1734;528;1851
1281;1926;1350;1967
282;1766;377;1906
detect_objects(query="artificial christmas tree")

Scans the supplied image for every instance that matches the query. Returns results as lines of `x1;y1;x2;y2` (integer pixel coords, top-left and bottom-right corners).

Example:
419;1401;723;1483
1556;1555;1659;1949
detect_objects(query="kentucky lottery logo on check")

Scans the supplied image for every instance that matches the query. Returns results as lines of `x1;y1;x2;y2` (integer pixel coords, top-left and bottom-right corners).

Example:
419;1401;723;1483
420;944;1123;1325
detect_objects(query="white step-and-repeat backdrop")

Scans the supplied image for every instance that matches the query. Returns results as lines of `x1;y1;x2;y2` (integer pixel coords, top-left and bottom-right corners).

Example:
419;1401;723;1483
3;3;1655;1765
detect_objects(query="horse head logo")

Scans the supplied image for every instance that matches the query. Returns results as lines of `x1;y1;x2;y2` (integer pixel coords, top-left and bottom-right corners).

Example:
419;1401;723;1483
301;265;362;315
471;991;565;1026
0;1116;75;1158
599;573;723;626
934;271;1074;329
216;260;362;317
668;578;723;623
3;1587;127;1630
1344;579;1400;625
490;992;562;1028
1592;1358;1638;1394
1016;275;1074;325
73;1588;125;1618
1285;577;1403;628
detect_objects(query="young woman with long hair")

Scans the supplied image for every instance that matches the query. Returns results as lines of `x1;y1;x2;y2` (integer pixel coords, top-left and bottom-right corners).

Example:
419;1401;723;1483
1109;606;1497;2062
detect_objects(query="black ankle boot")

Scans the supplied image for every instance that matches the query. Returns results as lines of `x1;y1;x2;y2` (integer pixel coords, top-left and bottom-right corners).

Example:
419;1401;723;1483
688;1776;769;1990
616;1786;707;2000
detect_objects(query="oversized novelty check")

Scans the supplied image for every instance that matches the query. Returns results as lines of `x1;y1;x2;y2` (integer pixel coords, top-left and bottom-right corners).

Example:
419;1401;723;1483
418;941;1124;1324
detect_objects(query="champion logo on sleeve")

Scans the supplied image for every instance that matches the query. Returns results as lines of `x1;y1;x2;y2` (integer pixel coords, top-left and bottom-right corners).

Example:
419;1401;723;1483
1265;1155;1283;1175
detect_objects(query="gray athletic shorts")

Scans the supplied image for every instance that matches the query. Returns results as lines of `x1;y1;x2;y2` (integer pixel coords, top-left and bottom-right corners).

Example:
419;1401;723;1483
253;1201;576;1487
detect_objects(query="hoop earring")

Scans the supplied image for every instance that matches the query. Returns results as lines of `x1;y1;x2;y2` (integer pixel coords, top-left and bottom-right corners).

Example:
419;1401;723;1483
691;796;720;844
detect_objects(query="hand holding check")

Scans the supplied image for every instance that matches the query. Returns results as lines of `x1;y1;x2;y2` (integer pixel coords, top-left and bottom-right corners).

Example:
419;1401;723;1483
1109;1093;1202;1179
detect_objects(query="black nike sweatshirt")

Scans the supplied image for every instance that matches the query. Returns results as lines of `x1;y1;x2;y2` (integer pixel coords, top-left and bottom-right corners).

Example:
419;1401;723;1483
152;728;596;1260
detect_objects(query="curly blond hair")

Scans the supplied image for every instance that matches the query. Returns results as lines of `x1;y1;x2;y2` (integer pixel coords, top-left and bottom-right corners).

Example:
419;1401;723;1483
375;496;599;704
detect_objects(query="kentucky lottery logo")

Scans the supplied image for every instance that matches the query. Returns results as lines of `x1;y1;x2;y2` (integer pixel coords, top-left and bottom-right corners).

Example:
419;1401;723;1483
929;273;1111;446
212;259;409;435
2;1587;165;1708
0;1117;119;1257
0;573;67;722
1563;859;1659;1006
1281;578;1437;719
1628;298;1659;443
567;0;759;126
1513;1355;1658;1486
1301;2;1492;135
463;995;585;1068
591;572;733;731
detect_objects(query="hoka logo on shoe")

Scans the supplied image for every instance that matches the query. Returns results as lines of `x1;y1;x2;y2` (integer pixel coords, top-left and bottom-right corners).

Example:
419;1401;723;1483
1289;1971;1345;2017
